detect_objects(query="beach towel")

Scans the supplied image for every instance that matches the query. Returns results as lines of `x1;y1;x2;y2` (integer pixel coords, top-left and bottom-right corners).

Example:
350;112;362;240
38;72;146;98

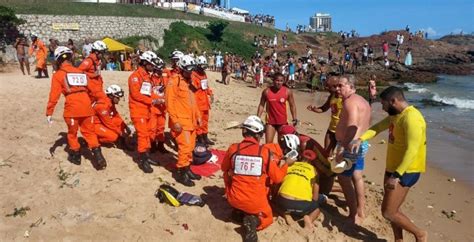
166;149;226;177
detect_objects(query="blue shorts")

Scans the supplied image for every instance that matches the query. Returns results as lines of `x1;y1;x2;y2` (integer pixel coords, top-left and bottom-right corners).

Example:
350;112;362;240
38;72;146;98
385;172;421;187
341;141;368;177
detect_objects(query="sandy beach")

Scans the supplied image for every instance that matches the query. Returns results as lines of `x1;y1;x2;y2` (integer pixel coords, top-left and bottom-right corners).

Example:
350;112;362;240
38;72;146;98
0;66;473;241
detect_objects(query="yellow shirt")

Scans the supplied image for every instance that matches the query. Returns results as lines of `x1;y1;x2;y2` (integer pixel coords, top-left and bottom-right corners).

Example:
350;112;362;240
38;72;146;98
278;162;316;201
360;106;426;175
328;96;342;132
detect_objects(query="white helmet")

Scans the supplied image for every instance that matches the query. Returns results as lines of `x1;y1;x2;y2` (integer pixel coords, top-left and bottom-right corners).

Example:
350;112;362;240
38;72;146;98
152;56;165;69
139;51;158;65
241;115;265;133
196;55;208;66
91;40;108;52
170;50;184;60
30;32;38;38
105;84;124;97
54;46;73;61
282;134;300;151
178;55;197;71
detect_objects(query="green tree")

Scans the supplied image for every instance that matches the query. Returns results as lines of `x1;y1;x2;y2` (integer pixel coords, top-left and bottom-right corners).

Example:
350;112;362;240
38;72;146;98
207;20;229;42
0;5;26;45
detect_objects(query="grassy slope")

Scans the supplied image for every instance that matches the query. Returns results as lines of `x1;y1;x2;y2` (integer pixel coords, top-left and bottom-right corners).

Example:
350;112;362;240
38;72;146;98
5;2;286;59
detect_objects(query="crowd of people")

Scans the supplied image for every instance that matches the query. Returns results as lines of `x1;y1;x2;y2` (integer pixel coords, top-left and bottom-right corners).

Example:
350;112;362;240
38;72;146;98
19;29;429;241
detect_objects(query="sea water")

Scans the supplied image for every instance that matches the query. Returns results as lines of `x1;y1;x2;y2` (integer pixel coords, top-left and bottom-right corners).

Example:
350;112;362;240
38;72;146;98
404;75;474;186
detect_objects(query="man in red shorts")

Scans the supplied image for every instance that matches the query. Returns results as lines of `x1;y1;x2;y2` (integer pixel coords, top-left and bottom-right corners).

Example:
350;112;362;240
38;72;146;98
257;73;297;144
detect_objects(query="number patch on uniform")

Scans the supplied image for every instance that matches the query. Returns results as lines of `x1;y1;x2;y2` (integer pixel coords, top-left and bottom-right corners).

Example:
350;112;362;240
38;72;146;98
200;79;209;90
140;82;152;96
66;73;88;86
233;155;263;176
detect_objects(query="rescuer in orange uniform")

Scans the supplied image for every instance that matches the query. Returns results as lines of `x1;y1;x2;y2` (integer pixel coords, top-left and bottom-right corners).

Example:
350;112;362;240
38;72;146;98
78;40;108;102
149;56;169;153
165;55;202;187
192;55;215;145
93;84;131;146
46;46;107;169
221;115;289;242
29;33;48;78
128;51;161;173
163;50;184;78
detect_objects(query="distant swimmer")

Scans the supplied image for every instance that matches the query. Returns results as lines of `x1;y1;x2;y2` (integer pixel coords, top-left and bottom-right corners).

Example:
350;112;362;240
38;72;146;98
14;35;30;76
351;86;428;242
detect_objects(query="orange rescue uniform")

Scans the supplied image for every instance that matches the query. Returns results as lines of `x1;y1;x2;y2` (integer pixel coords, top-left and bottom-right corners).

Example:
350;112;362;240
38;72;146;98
222;138;288;230
78;52;107;101
165;74;201;168
46;62;99;151
149;72;169;143
128;66;154;153
29;39;47;70
191;70;213;135
93;98;126;143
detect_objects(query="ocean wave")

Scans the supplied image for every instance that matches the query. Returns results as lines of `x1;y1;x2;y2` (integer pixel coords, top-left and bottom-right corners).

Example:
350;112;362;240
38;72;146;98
404;83;429;93
431;93;474;109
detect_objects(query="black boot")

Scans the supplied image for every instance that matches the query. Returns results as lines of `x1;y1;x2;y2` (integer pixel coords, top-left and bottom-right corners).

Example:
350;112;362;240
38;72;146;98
43;68;49;78
34;70;42;78
243;215;260;242
176;168;195;187
92;147;107;170
67;150;81;165
138;152;154;173
197;134;205;144
185;166;201;180
157;141;169;154
204;133;215;146
150;141;158;154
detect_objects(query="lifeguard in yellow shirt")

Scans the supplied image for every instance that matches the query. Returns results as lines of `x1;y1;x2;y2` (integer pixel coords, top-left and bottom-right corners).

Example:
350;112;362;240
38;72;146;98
350;86;428;242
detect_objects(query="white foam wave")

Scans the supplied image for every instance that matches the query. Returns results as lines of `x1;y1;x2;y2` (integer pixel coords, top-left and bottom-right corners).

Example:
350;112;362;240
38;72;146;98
431;93;474;109
405;83;429;93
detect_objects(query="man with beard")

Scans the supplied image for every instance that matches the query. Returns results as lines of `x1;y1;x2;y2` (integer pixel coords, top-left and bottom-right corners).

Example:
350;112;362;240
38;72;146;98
350;86;427;242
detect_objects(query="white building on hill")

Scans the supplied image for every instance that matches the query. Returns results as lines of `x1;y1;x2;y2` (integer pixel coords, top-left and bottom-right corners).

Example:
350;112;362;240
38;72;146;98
309;13;332;32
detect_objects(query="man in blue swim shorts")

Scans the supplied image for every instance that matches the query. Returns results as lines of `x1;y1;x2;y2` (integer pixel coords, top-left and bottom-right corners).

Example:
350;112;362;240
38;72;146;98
334;75;372;225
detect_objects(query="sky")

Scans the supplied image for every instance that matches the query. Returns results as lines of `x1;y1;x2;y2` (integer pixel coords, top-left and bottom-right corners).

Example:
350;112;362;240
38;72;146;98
229;0;474;37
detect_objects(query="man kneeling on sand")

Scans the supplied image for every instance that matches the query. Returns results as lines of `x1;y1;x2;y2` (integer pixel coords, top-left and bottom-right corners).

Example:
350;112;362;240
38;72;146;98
275;135;326;232
222;115;289;242
334;75;371;225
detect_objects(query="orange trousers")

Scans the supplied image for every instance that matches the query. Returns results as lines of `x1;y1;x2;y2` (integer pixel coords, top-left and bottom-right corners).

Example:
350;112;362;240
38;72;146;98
149;113;166;142
94;124;119;144
64;116;99;151
36;56;47;69
171;129;196;168
196;110;209;135
228;196;273;230
132;117;151;153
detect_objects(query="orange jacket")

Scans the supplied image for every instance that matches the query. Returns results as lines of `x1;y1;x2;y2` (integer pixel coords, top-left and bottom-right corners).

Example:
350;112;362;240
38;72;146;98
93;98;125;136
128;66;153;118
78;53;105;99
165;74;201;131
150;72;169;115
221;137;288;213
28;39;47;59
191;70;213;111
46;62;94;118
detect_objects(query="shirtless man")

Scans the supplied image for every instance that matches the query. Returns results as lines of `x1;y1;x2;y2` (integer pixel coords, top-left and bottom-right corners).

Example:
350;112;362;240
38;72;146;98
14;36;30;75
334;75;371;225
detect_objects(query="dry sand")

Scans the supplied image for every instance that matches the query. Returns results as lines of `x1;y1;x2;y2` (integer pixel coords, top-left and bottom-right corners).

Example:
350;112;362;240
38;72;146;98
0;66;473;241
